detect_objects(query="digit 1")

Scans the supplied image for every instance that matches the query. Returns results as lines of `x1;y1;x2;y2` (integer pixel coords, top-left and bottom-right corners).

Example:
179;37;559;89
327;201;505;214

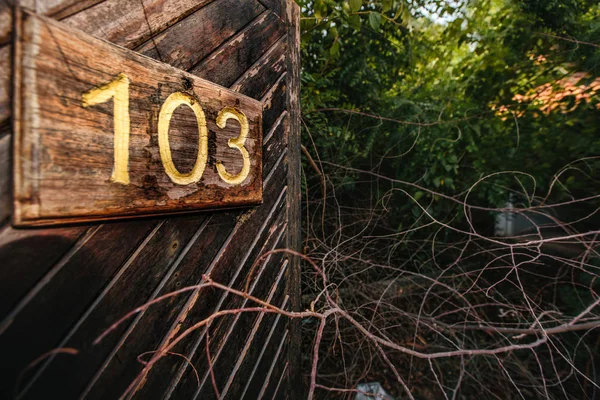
82;73;131;185
158;92;208;185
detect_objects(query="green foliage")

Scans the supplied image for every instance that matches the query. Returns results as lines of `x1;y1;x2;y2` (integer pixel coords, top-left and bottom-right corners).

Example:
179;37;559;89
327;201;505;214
298;0;600;224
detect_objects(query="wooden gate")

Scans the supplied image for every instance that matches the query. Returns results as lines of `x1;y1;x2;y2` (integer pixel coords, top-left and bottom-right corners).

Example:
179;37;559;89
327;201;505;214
0;0;301;398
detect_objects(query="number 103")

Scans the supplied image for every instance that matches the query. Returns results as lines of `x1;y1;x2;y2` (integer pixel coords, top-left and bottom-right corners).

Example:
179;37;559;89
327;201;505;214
82;73;251;186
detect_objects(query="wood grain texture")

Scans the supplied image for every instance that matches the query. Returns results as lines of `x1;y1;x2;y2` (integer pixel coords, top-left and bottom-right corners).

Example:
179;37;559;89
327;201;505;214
192;243;289;399
211;247;288;399
13;10;263;226
0;45;9;125
263;73;288;137
171;209;288;399
258;0;283;18
0;223;86;318
0;135;10;222
135;0;264;72
190;10;286;89
246;327;289;400
19;216;210;399
0;220;157;398
134;154;288;399
231;34;288;101
60;0;216;50
227;292;289;398
0;4;10;46
81;213;237;399
0;0;225;130
283;1;303;399
0;0;301;397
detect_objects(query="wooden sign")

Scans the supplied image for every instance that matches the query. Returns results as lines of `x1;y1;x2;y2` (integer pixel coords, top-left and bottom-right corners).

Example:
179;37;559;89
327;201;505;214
13;9;263;226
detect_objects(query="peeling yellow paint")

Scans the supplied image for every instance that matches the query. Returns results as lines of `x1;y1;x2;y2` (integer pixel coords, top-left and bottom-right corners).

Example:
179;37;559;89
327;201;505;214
82;73;131;184
158;91;208;185
216;107;250;185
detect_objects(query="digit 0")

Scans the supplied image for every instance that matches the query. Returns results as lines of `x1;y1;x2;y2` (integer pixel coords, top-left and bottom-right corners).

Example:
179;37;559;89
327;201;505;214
158;92;209;185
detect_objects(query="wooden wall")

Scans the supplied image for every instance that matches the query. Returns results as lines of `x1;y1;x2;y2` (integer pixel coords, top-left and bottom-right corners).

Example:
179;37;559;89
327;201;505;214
0;0;301;398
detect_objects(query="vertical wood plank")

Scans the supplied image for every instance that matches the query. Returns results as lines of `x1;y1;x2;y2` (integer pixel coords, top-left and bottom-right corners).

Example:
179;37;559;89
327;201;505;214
283;1;303;399
0;134;10;222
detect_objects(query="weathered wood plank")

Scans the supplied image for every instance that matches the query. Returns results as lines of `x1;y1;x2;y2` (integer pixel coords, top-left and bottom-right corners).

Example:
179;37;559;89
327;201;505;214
0;0;108;46
258;0;282;18
239;296;288;399
250;328;289;400
192;245;288;399
61;0;215;50
263;113;287;177
1;0;218;126
0;134;10;222
80;213;237;399
163;203;288;399
19;215;209;399
135;155;288;399
0;45;9;125
81;213;237;399
231;35;287;101
283;1;303;398
84;155;287;399
37;0;107;20
14;11;263;226
190;10;286;89
136;0;264;72
0;220;157;398
0;224;87;319
168;208;286;398
271;360;290;400
262;73;288;137
0;4;10;46
223;290;289;398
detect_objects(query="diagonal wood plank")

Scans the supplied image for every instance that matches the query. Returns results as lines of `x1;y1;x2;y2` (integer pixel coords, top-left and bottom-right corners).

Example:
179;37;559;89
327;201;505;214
18;216;209;399
191;251;289;398
218;272;289;398
231;34;288;101
0;220;158;399
135;0;264;72
189;10;286;89
239;296;289;399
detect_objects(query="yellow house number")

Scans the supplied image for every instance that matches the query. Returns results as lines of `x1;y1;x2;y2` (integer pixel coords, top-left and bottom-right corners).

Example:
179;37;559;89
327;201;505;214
82;73;251;186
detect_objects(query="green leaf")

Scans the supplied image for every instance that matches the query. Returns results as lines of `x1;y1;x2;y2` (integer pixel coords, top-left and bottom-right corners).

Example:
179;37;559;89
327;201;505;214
349;0;362;12
382;0;392;13
369;11;382;30
348;14;362;31
330;40;340;58
315;0;324;18
414;191;424;201
342;1;351;15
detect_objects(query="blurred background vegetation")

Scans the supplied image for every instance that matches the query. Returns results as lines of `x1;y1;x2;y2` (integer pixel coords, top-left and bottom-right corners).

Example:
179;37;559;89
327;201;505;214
299;0;599;219
296;0;600;398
